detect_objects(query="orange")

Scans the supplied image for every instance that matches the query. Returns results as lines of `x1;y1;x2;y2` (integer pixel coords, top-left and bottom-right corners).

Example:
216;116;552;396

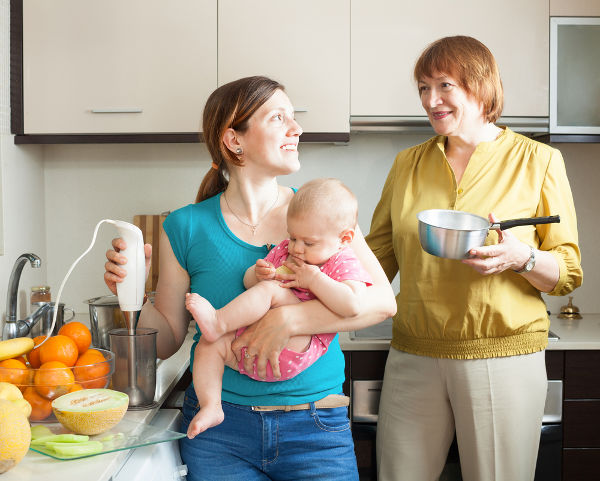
39;335;79;367
12;355;28;365
0;358;29;385
78;348;105;361
68;382;84;393
34;360;75;400
23;386;53;421
58;321;92;355
74;350;110;389
27;335;47;369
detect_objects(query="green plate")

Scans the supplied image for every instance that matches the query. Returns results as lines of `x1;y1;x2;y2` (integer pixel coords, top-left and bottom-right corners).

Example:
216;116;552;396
30;418;186;460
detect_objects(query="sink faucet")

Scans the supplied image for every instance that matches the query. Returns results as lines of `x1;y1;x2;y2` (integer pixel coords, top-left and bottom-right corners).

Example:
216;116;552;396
2;253;50;340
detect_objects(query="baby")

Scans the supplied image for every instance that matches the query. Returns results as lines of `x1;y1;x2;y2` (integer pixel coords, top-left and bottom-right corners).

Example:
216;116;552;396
184;178;372;438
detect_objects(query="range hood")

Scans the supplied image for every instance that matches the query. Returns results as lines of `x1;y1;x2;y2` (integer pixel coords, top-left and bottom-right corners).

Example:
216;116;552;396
350;116;550;136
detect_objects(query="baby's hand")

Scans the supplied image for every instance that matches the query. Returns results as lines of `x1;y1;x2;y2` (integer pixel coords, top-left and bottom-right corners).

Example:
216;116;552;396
255;258;276;281
280;260;321;290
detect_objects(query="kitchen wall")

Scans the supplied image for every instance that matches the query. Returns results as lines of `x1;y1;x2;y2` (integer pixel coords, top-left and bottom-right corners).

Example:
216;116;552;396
0;0;47;322
33;135;600;320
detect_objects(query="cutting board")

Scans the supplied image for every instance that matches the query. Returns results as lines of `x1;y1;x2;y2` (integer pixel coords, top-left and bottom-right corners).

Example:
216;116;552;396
133;214;169;293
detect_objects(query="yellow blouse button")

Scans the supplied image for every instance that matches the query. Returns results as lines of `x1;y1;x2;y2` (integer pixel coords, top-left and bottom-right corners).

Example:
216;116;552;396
457;188;464;194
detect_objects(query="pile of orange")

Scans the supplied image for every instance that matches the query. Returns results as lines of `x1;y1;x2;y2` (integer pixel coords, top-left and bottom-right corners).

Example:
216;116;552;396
0;321;110;421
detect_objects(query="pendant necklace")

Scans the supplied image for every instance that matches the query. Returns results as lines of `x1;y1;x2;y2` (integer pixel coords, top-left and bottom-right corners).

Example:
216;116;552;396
224;187;279;235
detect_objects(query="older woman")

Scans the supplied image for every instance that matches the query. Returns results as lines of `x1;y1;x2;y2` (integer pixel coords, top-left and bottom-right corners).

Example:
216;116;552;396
367;36;582;481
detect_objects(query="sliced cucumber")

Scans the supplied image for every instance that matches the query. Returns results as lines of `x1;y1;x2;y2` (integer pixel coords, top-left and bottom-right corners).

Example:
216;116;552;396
30;433;89;445
45;441;103;456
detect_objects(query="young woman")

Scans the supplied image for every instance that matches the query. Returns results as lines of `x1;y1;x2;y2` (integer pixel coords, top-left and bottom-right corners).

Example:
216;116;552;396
367;36;582;481
104;76;396;480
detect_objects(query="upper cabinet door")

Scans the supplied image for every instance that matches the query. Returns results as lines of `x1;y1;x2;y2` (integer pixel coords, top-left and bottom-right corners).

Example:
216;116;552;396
23;0;216;134
351;0;549;118
218;0;350;133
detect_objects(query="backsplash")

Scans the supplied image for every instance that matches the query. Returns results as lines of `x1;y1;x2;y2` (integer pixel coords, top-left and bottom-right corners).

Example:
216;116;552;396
0;133;597;321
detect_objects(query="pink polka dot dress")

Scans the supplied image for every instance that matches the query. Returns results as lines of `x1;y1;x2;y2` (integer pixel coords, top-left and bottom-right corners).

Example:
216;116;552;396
238;239;372;382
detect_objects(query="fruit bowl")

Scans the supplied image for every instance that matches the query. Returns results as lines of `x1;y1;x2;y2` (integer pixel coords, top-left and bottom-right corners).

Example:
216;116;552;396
0;348;115;422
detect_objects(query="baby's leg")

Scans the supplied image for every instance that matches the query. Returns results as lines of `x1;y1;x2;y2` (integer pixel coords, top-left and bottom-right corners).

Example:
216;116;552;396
186;281;302;343
187;332;236;439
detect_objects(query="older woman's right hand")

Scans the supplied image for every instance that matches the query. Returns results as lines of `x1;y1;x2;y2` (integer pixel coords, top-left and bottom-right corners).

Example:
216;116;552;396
104;237;152;295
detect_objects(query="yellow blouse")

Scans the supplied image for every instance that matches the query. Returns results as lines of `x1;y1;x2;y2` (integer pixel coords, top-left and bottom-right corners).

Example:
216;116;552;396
366;128;583;359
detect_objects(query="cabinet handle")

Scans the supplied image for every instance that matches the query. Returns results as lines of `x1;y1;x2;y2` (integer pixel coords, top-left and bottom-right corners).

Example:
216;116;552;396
294;108;308;113
91;109;143;113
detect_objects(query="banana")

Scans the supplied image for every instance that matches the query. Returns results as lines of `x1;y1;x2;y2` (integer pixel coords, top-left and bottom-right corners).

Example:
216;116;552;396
0;337;35;361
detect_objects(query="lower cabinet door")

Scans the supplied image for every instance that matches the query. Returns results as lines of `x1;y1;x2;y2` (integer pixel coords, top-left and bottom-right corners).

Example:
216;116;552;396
563;448;600;481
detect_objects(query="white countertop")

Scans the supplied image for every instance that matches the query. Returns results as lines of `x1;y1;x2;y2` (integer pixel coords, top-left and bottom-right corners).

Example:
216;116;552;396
4;326;195;481
339;314;600;351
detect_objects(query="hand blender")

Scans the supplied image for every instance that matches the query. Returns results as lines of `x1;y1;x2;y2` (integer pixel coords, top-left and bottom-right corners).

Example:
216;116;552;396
105;220;146;406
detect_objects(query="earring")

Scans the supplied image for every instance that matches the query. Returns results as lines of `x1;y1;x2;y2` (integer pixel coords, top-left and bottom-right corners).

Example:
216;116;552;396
235;148;243;155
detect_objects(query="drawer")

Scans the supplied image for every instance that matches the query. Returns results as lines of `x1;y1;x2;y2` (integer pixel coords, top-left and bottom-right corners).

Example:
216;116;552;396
350;351;388;380
565;351;600;399
563;448;600;480
563;400;600;447
545;350;564;380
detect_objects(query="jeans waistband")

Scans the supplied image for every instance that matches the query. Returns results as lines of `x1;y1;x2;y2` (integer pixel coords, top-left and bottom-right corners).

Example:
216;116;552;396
251;394;349;412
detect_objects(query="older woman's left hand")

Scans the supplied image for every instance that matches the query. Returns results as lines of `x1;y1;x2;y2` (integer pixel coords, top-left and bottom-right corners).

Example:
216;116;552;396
462;213;531;275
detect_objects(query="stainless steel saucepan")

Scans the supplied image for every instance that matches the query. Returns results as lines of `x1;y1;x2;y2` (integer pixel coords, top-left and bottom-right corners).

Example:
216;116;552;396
417;209;560;260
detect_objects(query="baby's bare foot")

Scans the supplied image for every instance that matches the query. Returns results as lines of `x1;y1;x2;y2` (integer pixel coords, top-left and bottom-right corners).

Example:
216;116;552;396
185;293;222;342
186;404;225;439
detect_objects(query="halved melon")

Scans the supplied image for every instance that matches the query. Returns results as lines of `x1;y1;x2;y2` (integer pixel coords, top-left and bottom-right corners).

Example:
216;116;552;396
51;389;129;435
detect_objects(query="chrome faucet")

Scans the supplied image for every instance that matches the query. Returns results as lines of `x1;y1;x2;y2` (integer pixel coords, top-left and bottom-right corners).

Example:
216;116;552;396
2;253;52;340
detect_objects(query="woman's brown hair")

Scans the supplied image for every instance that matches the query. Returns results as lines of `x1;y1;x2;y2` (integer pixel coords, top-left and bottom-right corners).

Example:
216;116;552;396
413;36;504;123
195;76;285;203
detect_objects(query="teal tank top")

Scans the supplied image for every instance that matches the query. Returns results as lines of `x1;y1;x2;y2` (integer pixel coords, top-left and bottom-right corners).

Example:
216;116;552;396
163;193;345;405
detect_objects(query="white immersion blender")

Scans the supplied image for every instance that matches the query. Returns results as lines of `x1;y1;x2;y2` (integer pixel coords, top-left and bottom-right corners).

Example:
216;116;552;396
39;219;149;406
104;220;147;406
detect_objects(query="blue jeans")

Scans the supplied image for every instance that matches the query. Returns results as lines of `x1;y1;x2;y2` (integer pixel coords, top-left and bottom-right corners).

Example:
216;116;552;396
179;384;358;481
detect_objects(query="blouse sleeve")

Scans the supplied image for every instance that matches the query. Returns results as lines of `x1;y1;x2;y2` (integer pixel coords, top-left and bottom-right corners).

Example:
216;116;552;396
366;156;400;282
537;148;583;296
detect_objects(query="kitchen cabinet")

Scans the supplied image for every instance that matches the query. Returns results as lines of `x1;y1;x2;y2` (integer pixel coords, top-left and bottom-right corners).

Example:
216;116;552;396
351;0;549;118
21;0;216;136
550;0;600;16
562;351;600;480
218;0;350;137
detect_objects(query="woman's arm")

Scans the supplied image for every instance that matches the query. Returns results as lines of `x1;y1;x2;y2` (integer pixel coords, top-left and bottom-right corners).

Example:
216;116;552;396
106;230;191;359
464;148;582;294
232;227;396;376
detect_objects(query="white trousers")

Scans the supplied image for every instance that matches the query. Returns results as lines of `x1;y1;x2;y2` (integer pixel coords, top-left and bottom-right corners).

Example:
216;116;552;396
376;348;547;481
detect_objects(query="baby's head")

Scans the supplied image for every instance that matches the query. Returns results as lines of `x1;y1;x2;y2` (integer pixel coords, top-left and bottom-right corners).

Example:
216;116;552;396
286;178;358;265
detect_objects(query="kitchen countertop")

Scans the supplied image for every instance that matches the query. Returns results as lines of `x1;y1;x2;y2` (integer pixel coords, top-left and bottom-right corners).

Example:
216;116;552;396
4;325;195;481
339;314;600;351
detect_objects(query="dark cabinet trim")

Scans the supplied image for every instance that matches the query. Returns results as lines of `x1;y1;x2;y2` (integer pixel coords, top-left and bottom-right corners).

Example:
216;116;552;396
10;0;23;135
535;134;600;144
13;132;350;145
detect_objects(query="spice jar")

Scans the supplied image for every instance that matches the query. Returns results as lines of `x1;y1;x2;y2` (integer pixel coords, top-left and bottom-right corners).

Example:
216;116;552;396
30;285;51;315
31;285;51;303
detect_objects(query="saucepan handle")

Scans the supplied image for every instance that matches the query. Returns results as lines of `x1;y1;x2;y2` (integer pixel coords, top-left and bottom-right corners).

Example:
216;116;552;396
492;215;560;230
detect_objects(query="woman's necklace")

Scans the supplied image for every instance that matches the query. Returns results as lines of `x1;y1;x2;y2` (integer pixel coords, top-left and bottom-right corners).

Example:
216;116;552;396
224;187;279;235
